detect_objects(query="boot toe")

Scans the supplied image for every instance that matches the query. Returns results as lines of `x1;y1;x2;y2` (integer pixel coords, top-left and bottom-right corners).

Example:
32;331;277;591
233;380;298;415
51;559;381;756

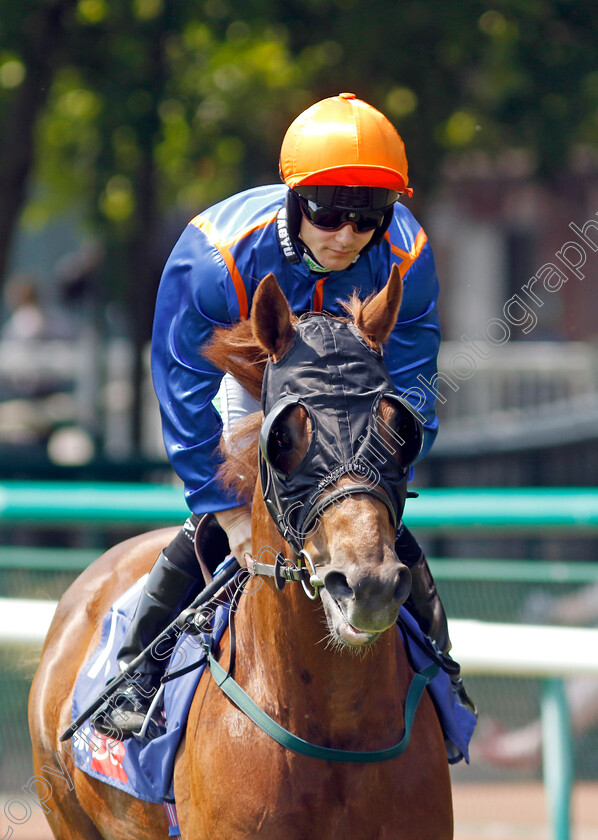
91;682;163;740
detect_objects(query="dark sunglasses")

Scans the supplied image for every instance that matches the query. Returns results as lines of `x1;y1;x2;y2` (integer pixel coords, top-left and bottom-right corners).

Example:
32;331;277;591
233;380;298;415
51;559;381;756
298;196;386;233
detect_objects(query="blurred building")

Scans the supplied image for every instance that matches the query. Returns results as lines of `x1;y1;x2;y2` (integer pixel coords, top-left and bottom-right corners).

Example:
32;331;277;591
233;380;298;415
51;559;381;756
428;151;598;343
413;156;598;498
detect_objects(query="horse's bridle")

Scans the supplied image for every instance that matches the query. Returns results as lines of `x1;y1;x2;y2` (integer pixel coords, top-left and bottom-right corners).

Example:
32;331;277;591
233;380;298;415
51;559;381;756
257;314;423;559
245;548;324;600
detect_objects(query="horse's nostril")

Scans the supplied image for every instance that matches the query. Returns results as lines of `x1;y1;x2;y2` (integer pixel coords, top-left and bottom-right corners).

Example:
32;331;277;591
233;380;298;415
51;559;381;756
325;571;354;601
394;568;412;603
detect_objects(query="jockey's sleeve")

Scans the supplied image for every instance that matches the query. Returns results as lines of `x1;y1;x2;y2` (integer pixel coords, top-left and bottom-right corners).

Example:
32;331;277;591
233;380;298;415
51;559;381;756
151;221;243;514
383;236;441;459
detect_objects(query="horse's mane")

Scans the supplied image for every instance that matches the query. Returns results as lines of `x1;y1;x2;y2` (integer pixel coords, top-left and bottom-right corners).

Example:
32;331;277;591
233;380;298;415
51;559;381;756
202;296;374;502
203;319;269;403
201;320;266;502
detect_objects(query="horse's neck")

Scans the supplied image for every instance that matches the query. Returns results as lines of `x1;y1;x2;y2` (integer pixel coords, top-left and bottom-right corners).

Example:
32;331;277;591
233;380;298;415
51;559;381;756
235;574;408;744
234;504;409;740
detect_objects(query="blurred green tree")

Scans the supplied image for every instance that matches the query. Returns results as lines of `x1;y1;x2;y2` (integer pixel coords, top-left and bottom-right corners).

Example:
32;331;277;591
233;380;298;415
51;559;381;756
1;0;596;454
0;0;79;291
270;0;598;189
2;1;323;449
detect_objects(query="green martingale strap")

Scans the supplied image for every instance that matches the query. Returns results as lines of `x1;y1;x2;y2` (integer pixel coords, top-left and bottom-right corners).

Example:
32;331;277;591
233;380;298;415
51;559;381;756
208;653;439;763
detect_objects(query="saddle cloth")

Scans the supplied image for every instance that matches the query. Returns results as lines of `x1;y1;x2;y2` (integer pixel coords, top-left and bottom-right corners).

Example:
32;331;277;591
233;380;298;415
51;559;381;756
69;574;476;804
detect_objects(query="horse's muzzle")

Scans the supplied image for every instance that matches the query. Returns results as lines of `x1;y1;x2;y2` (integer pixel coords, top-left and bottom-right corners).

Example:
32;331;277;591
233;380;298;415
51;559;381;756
322;561;412;639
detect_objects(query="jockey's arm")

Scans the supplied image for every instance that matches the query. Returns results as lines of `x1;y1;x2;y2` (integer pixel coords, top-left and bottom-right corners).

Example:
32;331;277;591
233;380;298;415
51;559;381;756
151;223;242;514
383;237;441;459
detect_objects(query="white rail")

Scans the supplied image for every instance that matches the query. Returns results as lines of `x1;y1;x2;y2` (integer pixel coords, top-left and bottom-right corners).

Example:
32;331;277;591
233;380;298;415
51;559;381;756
7;598;598;679
451;619;598;678
1;598;57;645
4;600;594;839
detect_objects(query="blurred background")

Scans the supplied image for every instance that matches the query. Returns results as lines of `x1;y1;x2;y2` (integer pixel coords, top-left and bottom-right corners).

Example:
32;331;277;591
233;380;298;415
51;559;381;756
0;1;597;837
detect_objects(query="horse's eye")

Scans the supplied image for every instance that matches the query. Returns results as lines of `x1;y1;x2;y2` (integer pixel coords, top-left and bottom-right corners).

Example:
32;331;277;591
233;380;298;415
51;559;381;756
267;419;296;472
265;404;311;476
377;397;422;469
273;427;292;452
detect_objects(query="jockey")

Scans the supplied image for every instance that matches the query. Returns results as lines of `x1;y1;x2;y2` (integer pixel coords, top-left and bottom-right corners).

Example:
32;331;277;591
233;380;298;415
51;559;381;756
96;92;472;739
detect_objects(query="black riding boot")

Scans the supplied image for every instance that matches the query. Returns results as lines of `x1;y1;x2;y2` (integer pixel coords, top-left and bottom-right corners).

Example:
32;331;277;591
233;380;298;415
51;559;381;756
395;523;450;649
396;524;476;715
93;514;230;740
404;550;451;652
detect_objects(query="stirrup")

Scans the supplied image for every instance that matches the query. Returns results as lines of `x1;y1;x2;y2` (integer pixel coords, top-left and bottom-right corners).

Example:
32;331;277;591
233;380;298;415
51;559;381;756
91;674;166;741
134;684;166;740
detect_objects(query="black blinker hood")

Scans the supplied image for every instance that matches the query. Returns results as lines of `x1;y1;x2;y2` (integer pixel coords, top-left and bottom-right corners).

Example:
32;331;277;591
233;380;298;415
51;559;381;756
258;315;423;555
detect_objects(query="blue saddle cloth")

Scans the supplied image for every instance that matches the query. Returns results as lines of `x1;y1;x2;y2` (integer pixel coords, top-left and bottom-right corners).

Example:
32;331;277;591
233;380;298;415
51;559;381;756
69;573;476;804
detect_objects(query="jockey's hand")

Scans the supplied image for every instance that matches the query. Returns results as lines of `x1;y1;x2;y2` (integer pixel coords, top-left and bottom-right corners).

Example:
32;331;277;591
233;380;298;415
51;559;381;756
215;505;252;567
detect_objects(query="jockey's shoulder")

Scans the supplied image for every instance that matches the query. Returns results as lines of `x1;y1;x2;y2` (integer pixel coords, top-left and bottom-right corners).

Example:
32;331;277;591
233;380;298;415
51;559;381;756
190;185;285;245
387;201;428;252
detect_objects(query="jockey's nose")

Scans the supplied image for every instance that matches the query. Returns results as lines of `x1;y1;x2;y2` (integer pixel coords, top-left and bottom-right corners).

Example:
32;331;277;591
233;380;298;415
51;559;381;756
334;222;358;243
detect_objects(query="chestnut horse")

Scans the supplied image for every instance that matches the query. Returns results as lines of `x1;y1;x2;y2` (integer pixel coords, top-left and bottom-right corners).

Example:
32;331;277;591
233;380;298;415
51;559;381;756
29;267;453;839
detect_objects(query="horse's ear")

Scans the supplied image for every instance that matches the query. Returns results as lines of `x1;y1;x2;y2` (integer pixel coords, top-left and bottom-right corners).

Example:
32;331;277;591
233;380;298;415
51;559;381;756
251;273;296;359
357;264;403;345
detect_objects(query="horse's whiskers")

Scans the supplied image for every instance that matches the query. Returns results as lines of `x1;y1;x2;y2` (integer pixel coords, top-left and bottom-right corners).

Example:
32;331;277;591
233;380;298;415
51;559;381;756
319;621;379;659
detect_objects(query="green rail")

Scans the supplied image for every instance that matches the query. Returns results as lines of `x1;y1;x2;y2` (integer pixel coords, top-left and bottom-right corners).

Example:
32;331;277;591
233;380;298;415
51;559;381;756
406;487;598;531
3;547;598;588
2;481;596;840
0;482;597;530
0;481;186;526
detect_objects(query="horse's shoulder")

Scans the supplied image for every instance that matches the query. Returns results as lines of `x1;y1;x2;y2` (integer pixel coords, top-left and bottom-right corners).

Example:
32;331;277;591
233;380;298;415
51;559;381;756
50;527;178;640
94;527;179;577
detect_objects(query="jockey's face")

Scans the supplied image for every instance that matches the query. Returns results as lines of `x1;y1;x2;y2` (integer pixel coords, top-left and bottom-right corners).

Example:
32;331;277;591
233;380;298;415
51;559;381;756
299;216;376;271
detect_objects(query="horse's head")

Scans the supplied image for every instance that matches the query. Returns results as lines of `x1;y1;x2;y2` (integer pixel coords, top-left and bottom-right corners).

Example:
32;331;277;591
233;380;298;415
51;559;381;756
252;266;423;648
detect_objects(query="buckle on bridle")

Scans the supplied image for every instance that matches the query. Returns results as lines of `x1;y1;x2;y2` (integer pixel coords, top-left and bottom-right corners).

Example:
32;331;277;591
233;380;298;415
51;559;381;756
245;549;323;601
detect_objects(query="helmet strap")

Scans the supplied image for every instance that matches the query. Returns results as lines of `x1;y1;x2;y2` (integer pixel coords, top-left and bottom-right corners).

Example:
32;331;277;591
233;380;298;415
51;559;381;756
279;190;331;273
275;195;301;265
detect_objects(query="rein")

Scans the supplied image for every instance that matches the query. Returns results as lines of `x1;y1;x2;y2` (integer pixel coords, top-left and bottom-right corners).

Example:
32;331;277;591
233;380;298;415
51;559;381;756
193;552;439;763
207;646;439;763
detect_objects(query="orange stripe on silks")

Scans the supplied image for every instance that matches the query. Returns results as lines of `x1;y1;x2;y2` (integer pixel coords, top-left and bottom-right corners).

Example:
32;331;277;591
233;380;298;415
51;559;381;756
190;216;249;320
384;227;428;279
222;212;278;249
312;275;327;312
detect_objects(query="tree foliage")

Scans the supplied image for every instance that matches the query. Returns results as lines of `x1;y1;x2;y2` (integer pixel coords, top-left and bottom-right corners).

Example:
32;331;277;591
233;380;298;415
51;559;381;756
0;0;596;450
270;0;598;186
0;0;79;286
5;0;598;276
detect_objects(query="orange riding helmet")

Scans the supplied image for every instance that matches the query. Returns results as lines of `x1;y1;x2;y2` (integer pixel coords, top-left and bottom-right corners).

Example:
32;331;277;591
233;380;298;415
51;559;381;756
279;92;413;198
